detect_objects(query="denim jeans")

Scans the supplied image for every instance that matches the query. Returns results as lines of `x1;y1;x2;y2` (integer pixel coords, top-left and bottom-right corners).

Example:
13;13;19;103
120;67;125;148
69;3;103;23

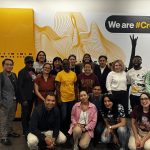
101;126;128;149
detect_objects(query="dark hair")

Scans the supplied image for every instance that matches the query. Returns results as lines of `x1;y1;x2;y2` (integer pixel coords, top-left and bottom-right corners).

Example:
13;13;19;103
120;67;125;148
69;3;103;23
36;51;46;62
133;55;142;61
98;55;107;61
93;84;101;88
83;62;93;68
101;94;118;118
52;57;62;69
2;59;14;66
45;92;56;99
137;92;150;122
82;53;92;63
68;54;76;60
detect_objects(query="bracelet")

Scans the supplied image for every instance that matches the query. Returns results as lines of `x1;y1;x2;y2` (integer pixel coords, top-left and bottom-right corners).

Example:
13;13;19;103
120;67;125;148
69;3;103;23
109;126;112;129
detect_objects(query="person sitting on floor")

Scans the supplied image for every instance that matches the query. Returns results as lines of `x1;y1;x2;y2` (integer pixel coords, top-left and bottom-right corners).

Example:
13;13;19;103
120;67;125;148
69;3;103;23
68;90;97;150
27;93;66;150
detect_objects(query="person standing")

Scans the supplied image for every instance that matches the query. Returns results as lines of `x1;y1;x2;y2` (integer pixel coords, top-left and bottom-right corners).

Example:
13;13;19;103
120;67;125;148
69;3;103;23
127;55;148;109
94;55;111;94
55;59;77;135
0;59;20;145
18;56;36;136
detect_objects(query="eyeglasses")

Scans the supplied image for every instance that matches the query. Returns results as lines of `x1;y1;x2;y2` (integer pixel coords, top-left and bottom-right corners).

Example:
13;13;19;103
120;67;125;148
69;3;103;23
140;97;149;101
5;63;13;66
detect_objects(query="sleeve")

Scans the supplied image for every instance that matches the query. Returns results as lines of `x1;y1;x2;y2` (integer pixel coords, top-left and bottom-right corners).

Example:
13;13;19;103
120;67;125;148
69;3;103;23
145;72;150;94
29;108;46;141
55;72;61;82
71;104;78;125
34;76;40;85
118;104;125;118
85;106;97;131
0;73;2;103
126;70;131;85
74;73;77;82
130;107;138;119
18;70;26;102
106;72;113;91
52;108;60;139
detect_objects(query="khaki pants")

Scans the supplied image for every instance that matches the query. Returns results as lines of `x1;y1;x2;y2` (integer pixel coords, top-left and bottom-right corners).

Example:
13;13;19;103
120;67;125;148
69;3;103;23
27;130;66;150
128;128;150;150
73;125;91;149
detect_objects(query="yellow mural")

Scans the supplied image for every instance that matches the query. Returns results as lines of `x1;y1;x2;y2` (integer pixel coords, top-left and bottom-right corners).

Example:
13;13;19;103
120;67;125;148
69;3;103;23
35;12;125;63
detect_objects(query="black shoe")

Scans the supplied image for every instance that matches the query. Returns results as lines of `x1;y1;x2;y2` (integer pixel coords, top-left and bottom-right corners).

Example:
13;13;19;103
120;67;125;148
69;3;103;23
1;139;12;145
8;132;20;138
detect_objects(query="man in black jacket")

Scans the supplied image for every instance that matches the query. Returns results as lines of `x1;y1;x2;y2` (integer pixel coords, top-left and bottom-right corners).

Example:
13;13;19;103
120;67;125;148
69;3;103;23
18;56;36;135
27;93;66;150
94;55;111;94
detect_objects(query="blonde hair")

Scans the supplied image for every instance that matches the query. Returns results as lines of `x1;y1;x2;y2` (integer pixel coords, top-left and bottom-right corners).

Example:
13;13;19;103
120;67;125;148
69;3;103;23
112;59;125;72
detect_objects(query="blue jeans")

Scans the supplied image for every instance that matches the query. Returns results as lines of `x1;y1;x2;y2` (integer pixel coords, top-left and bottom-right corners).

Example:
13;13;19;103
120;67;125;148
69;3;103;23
101;126;128;148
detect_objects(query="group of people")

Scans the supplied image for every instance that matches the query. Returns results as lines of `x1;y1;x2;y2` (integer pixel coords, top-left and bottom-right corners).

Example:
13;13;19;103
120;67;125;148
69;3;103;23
0;51;150;150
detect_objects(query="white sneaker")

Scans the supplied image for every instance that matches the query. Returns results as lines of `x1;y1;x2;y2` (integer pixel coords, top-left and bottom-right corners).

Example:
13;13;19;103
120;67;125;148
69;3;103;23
73;144;79;150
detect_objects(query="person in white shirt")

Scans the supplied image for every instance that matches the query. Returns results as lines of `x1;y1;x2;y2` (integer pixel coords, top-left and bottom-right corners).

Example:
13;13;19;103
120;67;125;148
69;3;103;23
127;55;148;110
106;59;128;116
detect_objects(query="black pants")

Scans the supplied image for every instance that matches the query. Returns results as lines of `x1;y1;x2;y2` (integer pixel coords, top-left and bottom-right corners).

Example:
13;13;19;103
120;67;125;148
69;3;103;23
112;90;128;116
130;94;140;110
21;100;33;135
60;101;75;135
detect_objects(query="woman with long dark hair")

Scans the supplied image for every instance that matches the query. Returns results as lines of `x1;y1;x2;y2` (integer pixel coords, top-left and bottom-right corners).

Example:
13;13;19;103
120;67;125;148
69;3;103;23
101;94;128;150
128;92;150;150
33;51;47;74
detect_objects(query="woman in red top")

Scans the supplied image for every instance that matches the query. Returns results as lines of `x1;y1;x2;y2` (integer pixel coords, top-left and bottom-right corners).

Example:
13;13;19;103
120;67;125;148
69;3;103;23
34;63;55;104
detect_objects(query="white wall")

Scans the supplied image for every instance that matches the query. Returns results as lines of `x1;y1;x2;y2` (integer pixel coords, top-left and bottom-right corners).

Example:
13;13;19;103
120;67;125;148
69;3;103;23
1;0;150;69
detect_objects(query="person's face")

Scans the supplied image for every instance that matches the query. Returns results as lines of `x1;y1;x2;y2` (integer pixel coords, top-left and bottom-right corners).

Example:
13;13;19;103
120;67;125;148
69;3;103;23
69;56;76;67
132;57;142;68
83;55;91;63
104;97;113;109
84;64;92;74
63;60;70;71
26;61;33;69
3;60;13;73
44;95;56;110
54;60;62;68
80;91;89;103
114;62;122;72
140;94;150;108
43;64;51;74
92;86;101;96
99;57;107;68
38;52;45;62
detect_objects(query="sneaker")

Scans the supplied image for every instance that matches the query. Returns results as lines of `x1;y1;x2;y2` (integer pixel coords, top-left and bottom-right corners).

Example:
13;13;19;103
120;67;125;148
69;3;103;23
73;144;79;150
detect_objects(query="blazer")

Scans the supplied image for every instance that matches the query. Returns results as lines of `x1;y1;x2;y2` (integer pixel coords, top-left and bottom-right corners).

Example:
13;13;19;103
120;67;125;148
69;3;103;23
0;71;17;108
18;67;35;102
94;65;111;93
68;102;97;138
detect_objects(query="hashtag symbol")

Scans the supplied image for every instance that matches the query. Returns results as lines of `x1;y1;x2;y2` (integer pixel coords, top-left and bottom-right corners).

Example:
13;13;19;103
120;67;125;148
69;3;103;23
136;22;140;28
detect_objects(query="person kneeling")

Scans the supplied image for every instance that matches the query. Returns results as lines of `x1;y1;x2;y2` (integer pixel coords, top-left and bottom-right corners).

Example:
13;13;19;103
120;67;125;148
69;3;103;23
27;93;66;150
68;91;97;150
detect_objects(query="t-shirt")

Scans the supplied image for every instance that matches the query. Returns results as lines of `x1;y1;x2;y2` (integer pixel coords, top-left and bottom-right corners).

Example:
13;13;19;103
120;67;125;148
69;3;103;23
55;70;77;102
127;68;148;96
34;75;55;102
33;62;44;74
131;107;150;132
77;73;99;93
101;104;125;125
